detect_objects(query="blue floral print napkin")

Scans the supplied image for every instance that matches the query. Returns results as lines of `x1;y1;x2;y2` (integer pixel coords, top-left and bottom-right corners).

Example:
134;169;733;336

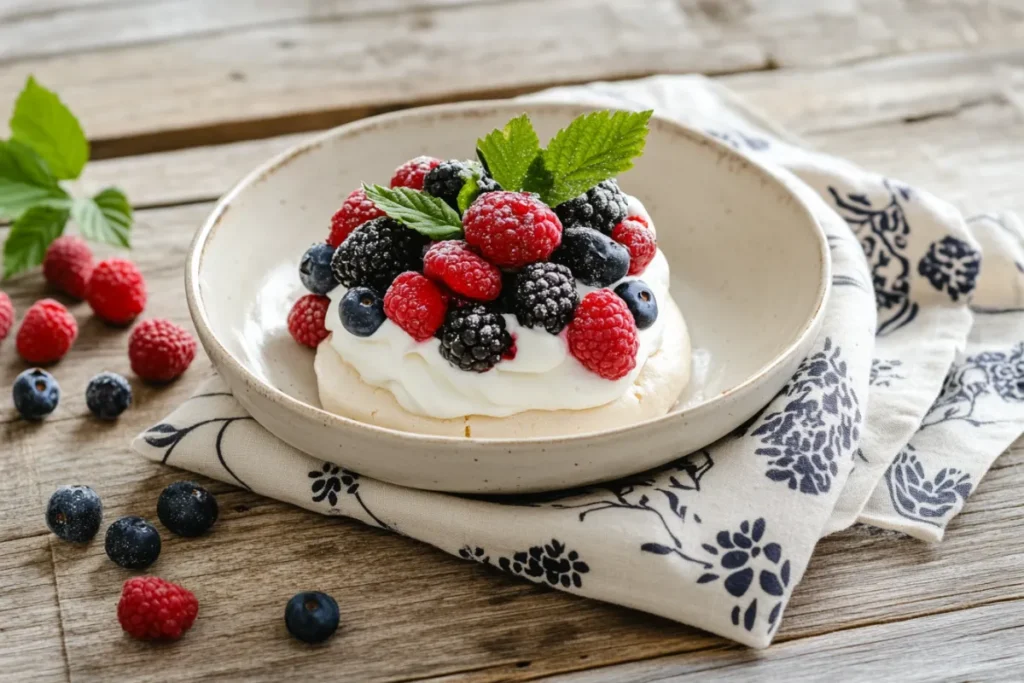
133;76;1024;648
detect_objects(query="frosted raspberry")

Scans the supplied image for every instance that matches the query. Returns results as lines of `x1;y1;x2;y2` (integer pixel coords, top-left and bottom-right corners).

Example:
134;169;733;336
423;240;502;302
612;217;657;275
462;191;562;268
390;156;442;191
86;258;147;325
567;290;639;380
16;299;78;364
286;294;330;349
128;318;197;382
384;271;447;341
328;188;386;247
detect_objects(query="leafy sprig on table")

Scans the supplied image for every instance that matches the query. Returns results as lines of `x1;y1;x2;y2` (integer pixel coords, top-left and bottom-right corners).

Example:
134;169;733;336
0;77;133;278
362;110;653;238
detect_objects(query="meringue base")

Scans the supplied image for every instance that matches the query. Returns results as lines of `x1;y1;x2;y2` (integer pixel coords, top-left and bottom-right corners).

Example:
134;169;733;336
315;298;692;439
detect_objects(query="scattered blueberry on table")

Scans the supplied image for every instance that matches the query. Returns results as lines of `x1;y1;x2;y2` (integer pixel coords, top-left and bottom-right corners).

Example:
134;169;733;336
85;372;133;420
46;485;103;543
12;368;61;421
285;591;341;644
105;516;162;569
157;481;219;537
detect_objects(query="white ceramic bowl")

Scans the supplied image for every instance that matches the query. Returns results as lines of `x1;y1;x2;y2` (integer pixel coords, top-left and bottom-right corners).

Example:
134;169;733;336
187;101;829;494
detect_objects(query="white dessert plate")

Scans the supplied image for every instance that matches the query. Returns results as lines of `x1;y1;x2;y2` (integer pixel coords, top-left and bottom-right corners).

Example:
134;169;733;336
186;100;830;494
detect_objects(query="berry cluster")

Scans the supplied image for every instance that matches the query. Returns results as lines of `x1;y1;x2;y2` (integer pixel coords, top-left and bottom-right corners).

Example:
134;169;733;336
289;145;659;381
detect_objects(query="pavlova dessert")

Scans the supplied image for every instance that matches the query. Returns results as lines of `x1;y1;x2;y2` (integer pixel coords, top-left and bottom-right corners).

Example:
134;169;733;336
286;110;691;438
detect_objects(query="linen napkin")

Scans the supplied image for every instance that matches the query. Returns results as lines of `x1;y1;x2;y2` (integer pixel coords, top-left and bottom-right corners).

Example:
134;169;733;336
132;76;1024;648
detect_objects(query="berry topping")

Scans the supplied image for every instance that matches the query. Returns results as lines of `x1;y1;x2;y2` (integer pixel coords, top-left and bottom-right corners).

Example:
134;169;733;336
567;289;639;380
285;591;340;644
439;303;512;372
328;188;386;247
423;160;500;211
513;262;579;334
330;216;428;292
86;258;147;325
46;485;102;543
614;280;659;330
105;516;162;570
423;240;502;302
118;576;198;641
462;191;562;268
85;371;133;420
0;291;12;342
43;235;94;299
16;299;78;364
157;481;219;537
384;271;447;341
299;243;339;295
287;294;331;349
612;217;657;275
128;318;198;382
390;156;442;191
554;179;629;235
12;368;61;421
552;226;630;288
340;286;386;337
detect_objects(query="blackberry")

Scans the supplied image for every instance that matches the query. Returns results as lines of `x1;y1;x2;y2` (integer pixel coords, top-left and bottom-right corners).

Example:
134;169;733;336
424;160;501;211
552;226;630;288
554;179;628;235
85;372;132;420
46;485;103;543
157;481;219;537
285;592;340;644
513;263;579;334
439;304;512;372
330;217;427;292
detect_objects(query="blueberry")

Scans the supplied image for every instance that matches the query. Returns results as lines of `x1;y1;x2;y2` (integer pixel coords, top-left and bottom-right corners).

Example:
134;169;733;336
157;481;219;537
552;227;630;287
299;243;339;295
12;368;60;421
105;516;161;569
46;485;103;543
285;591;340;644
85;372;133;420
614;280;659;330
339;286;385;337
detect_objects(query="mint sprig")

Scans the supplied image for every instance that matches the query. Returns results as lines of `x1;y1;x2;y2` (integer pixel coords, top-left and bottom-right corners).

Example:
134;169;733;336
362;184;462;240
476;114;542;192
1;77;133;279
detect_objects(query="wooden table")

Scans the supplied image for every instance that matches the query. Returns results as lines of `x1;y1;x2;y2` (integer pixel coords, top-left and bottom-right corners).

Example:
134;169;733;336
2;2;1023;681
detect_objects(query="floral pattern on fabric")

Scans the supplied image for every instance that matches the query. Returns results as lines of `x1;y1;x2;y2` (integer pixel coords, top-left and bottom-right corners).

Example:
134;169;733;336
918;236;981;302
459;540;590;589
922;342;1024;427
885;447;973;526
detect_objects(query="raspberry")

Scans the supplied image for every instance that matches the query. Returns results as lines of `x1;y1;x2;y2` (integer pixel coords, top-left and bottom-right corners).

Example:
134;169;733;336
439;304;512;372
286;294;330;349
462;192;562;268
328;188;386;247
513;262;579;334
117;576;198;641
16;299;78;364
555;179;629;235
423;240;502;302
612;217;657;275
0;291;13;342
331;217;428;292
129;318;198;382
86;258;147;325
390;156;442;191
384;271;447;341
567;290;639;380
43;235;94;299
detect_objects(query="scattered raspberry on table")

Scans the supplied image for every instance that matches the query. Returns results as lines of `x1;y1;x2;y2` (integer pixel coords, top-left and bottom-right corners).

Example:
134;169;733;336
128;318;197;382
86;258;147;325
117;576;198;641
16;298;78;364
43;235;95;299
0;291;13;342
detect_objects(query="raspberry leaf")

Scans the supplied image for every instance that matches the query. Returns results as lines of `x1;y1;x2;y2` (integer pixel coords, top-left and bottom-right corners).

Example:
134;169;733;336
0;140;70;220
363;184;463;240
9;77;90;181
3;205;70;278
456;174;482;213
72;187;133;248
476;113;541;192
541;109;653;206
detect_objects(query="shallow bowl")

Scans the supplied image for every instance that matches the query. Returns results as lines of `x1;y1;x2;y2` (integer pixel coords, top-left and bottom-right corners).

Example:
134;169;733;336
187;100;829;493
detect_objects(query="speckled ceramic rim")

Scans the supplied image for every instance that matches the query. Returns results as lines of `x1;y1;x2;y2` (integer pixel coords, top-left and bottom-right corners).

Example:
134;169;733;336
186;100;831;445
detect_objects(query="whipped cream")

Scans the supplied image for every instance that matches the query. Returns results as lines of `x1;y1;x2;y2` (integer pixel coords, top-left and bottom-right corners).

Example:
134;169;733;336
322;200;673;419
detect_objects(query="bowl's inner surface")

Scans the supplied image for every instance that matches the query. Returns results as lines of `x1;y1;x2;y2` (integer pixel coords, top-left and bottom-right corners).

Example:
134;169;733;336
198;104;824;430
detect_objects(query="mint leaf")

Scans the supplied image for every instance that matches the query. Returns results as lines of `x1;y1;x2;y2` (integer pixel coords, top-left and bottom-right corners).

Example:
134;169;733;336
72;187;133;248
363;184;462;240
457;175;482;213
521;154;554;197
0;140;70;220
476;114;541;192
3;205;69;278
10;76;90;180
541;109;653;206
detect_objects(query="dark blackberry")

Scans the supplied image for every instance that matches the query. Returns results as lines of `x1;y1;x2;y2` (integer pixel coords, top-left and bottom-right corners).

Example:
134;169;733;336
554;179;628;235
439;304;512;372
513;263;579;334
330;217;427;292
424;160;501;211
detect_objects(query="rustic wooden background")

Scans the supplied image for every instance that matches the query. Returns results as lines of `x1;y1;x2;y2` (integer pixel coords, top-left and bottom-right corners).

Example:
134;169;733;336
2;1;1024;681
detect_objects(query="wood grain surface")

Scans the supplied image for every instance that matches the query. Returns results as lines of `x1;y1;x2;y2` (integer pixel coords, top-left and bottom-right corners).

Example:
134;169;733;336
1;1;1023;681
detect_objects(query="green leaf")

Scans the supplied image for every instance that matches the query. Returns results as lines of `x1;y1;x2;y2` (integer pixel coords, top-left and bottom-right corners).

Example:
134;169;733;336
3;205;69;278
541;109;653;206
521;154;554;197
475;113;541;192
71;187;133;248
362;184;462;240
0;140;70;220
10;76;90;180
456;175;482;214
